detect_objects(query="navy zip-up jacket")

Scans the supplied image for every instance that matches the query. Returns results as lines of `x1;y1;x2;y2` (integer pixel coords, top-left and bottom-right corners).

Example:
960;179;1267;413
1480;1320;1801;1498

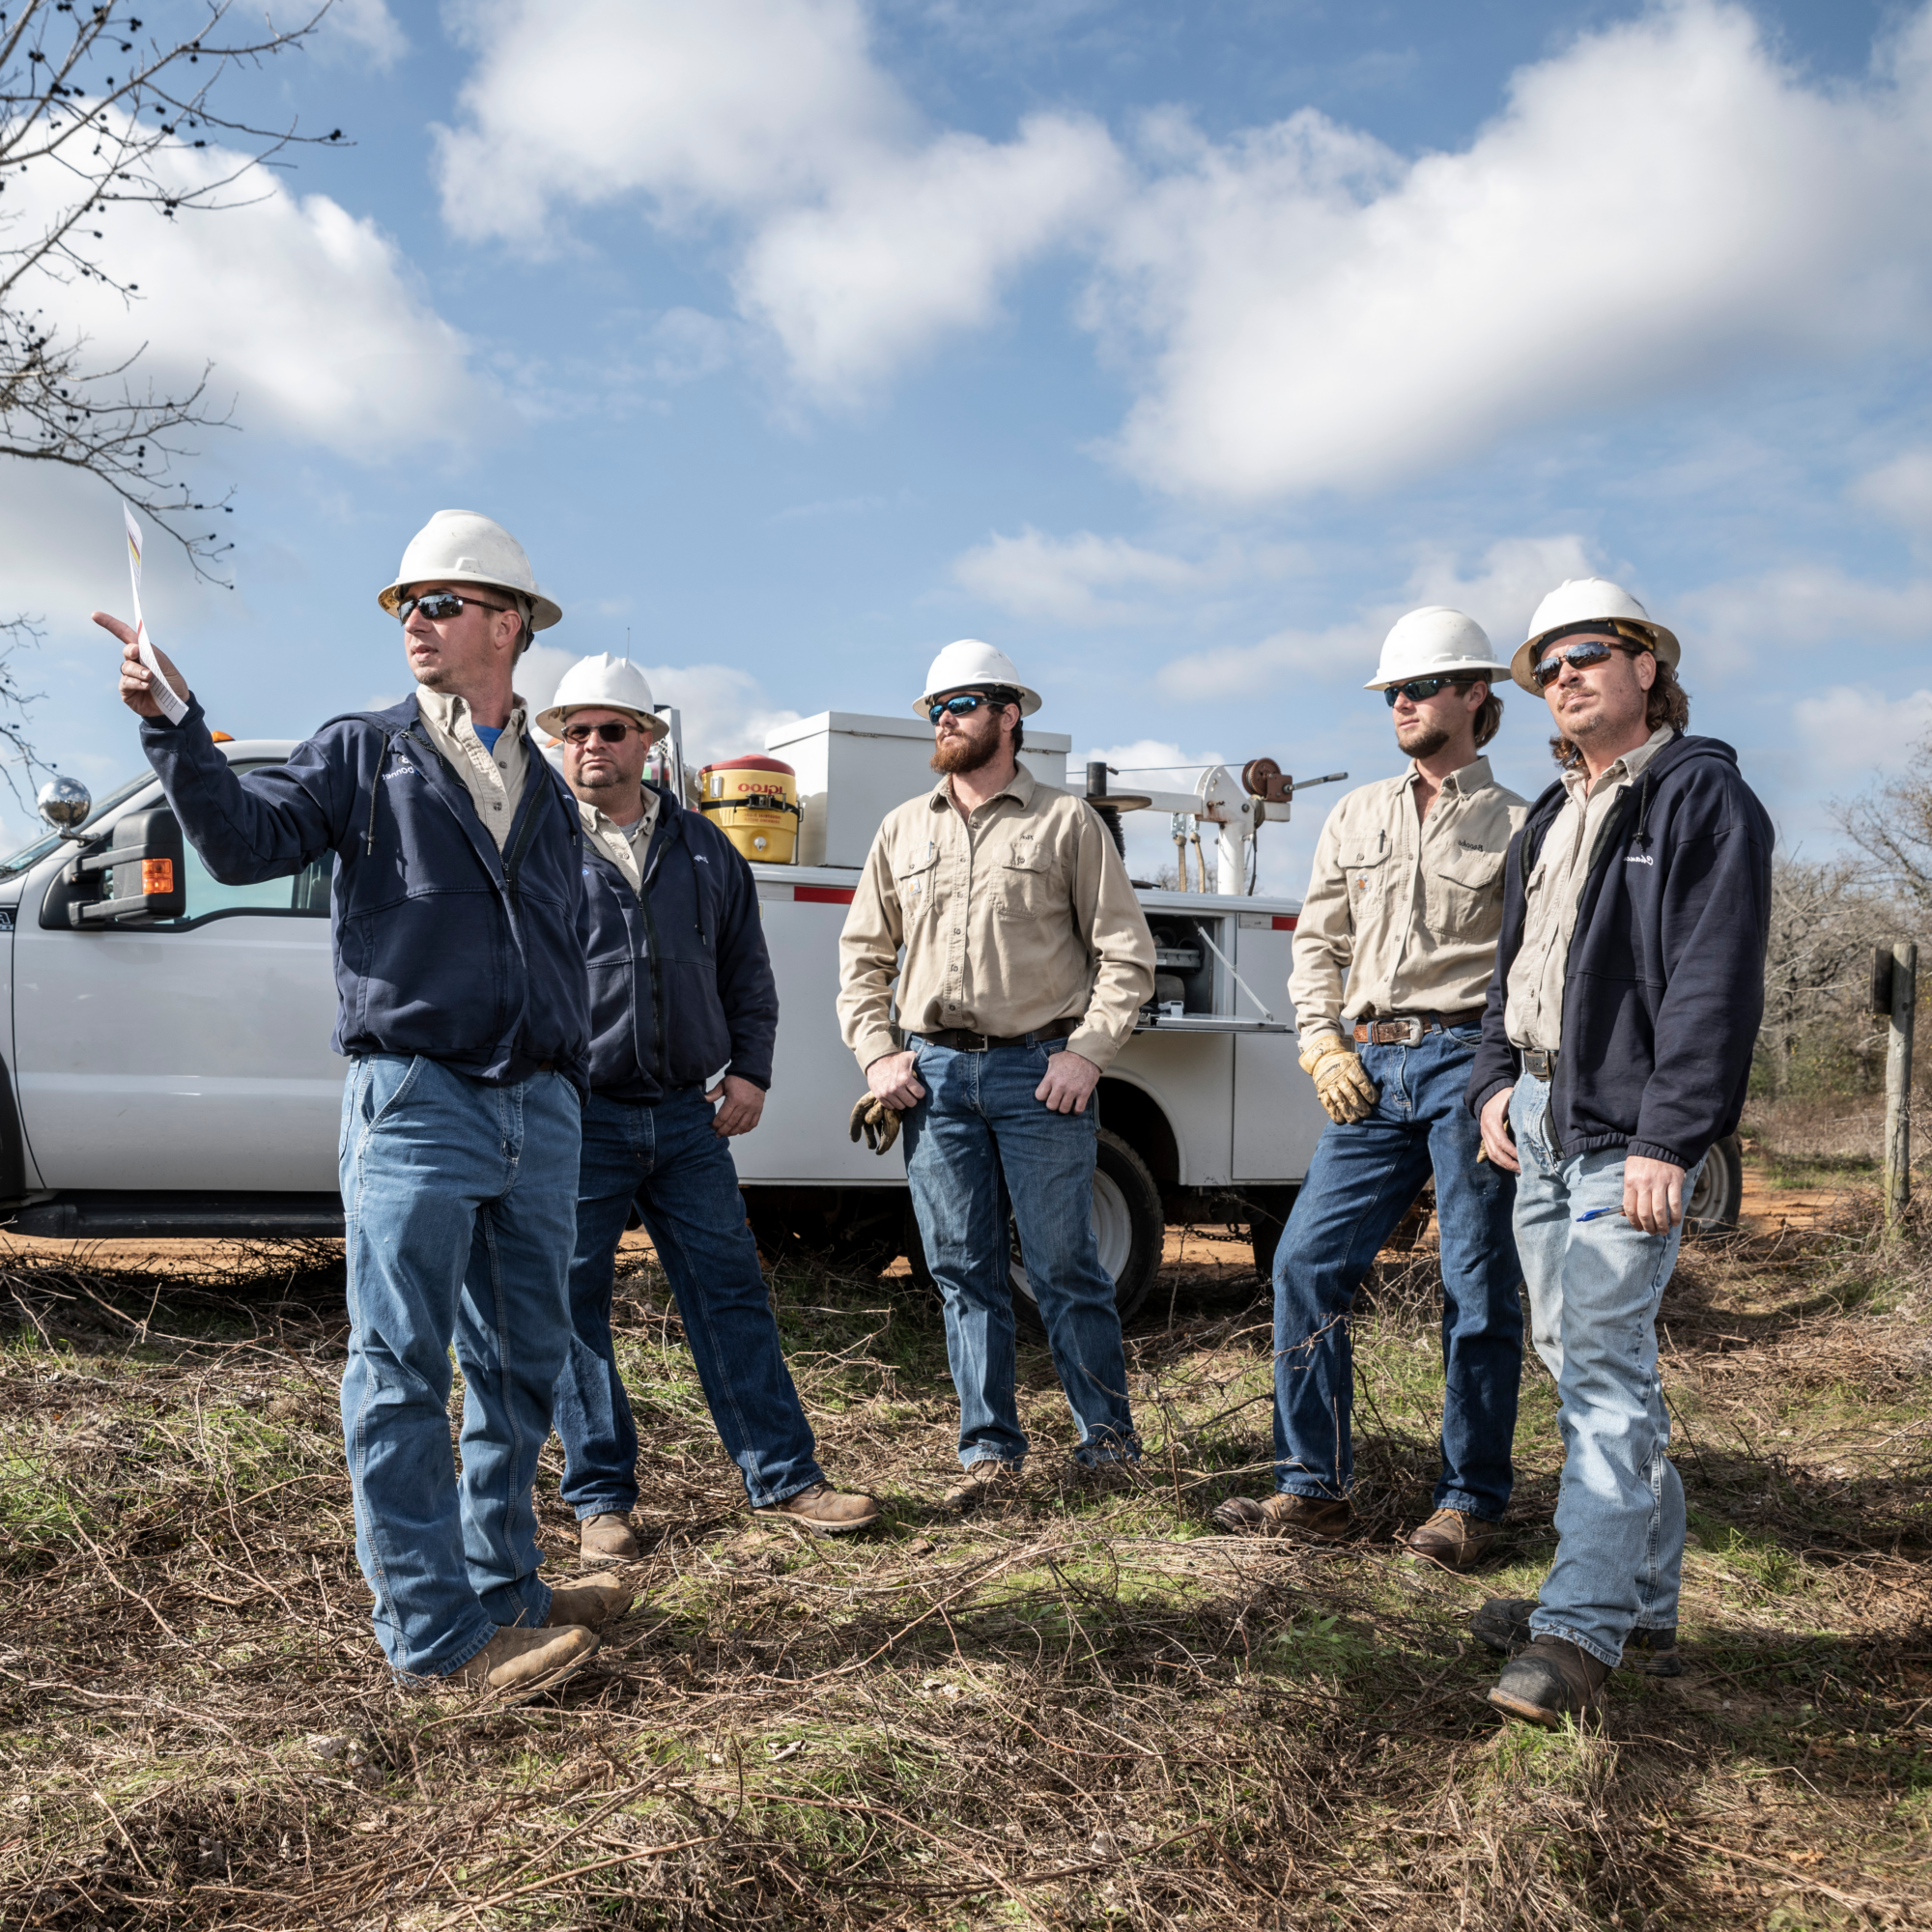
1466;732;1773;1169
582;782;778;1102
140;695;591;1090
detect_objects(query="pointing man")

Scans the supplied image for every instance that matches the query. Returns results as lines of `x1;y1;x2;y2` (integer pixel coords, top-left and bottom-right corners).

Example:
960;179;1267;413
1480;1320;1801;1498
838;641;1155;1507
102;511;623;1701
1470;580;1772;1728
541;654;879;1551
1215;609;1527;1568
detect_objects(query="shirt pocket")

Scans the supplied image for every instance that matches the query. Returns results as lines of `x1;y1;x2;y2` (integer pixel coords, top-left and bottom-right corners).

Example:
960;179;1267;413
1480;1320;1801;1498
996;849;1060;922
1342;846;1387;917
894;846;940;924
1427;846;1507;929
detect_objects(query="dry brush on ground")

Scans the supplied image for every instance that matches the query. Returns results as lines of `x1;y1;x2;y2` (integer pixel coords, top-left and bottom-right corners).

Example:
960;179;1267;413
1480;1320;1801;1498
2;1198;1929;1929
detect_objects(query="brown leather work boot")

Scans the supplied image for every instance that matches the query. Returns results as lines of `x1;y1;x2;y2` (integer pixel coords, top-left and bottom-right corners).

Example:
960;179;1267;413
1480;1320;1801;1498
545;1573;633;1629
1473;1598;1682;1677
941;1460;1026;1514
1404;1507;1500;1571
753;1482;882;1535
443;1625;599;1703
1210;1492;1354;1540
1488;1635;1610;1728
579;1513;639;1562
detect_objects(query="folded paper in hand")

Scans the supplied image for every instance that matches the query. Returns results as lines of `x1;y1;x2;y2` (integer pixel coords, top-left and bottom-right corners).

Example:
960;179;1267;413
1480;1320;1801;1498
123;504;187;725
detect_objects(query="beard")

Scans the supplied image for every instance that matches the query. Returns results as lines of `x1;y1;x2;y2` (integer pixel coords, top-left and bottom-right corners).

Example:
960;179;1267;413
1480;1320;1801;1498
1395;718;1452;760
930;719;1004;775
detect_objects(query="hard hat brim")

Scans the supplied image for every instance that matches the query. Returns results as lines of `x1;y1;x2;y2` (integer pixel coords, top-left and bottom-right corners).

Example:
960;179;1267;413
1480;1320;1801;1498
534;701;669;745
1510;620;1681;696
1362;657;1508;691
913;682;1043;721
379;575;563;632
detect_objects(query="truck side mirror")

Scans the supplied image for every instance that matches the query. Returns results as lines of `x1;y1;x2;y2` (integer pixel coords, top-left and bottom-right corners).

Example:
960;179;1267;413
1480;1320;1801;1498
65;807;186;927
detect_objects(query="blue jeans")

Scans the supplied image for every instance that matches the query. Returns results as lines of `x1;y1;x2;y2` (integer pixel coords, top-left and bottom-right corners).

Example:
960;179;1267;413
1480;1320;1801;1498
553;1087;824;1513
338;1054;582;1678
901;1035;1139;1467
1510;1073;1704;1669
1270;1025;1521;1519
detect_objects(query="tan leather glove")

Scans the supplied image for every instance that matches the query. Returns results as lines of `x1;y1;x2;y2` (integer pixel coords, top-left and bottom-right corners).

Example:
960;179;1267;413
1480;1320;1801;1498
848;1093;903;1155
1298;1036;1378;1124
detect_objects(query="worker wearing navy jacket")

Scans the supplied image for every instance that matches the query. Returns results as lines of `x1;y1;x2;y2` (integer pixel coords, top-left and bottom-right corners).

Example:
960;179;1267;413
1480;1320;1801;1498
103;511;625;1705
1465;578;1773;1732
542;655;878;1555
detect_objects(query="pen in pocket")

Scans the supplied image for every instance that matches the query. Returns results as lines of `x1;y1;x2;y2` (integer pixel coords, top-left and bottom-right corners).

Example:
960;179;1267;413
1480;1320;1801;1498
1575;1208;1622;1223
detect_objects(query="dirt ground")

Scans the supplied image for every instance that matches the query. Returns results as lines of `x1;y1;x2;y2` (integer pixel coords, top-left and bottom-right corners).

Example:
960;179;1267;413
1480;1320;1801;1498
3;1170;1929;1929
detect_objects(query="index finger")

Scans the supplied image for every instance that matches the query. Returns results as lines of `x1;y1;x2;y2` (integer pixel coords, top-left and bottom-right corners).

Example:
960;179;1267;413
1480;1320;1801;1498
93;611;139;647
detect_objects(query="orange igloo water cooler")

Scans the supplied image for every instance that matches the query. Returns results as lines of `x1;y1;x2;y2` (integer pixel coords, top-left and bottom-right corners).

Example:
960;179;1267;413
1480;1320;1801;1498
696;755;802;864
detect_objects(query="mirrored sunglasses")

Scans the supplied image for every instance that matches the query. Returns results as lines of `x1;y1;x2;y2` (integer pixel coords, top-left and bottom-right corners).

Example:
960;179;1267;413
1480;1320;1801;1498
1382;676;1470;706
926;692;995;724
396;590;510;623
1531;639;1631;687
561;721;647;745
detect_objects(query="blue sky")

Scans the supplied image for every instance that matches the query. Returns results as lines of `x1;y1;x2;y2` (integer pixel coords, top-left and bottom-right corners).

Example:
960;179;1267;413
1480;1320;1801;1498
7;0;1931;893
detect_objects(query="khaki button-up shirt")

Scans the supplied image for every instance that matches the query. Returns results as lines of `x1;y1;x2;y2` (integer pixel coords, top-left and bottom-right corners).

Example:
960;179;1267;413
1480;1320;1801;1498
838;765;1155;1075
414;686;529;852
1289;755;1527;1042
578;788;662;894
1506;724;1675;1054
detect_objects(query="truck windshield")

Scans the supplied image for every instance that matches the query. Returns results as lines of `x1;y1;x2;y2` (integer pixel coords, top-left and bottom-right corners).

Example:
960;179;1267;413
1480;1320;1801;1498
0;771;161;880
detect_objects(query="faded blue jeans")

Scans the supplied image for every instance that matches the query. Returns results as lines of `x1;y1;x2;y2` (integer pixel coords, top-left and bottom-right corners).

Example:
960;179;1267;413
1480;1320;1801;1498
1270;1023;1522;1519
902;1034;1139;1468
338;1053;582;1679
553;1086;824;1514
1510;1073;1705;1668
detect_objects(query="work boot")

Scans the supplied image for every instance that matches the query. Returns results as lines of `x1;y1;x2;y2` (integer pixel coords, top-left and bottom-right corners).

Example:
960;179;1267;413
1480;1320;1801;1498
1472;1599;1681;1676
753;1482;882;1535
1488;1635;1610;1728
443;1626;599;1703
1210;1492;1354;1540
1404;1507;1501;1571
545;1573;634;1629
941;1460;1027;1514
579;1513;639;1563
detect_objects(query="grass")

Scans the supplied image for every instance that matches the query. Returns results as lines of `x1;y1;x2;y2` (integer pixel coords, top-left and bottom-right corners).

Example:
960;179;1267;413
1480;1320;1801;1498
1;1188;1929;1929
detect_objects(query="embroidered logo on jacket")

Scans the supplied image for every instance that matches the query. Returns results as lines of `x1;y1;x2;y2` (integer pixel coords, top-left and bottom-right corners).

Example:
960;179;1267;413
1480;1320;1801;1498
1625;852;1655;866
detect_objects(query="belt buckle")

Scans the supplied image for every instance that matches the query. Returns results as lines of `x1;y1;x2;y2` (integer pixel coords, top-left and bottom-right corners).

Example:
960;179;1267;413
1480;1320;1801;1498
961;1030;990;1052
1380;1018;1423;1045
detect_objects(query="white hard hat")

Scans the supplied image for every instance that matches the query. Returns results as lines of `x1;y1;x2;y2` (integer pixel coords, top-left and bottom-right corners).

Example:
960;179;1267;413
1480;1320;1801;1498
1363;607;1505;691
915;639;1041;719
535;653;668;744
377;509;562;632
1513;577;1680;695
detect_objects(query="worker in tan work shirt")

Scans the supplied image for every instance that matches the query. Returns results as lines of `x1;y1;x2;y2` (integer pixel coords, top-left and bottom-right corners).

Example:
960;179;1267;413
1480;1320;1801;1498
838;639;1155;1512
1214;608;1527;1571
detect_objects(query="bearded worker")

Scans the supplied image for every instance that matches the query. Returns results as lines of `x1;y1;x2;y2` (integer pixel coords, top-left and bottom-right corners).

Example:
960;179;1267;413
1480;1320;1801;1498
837;641;1155;1509
1215;608;1527;1569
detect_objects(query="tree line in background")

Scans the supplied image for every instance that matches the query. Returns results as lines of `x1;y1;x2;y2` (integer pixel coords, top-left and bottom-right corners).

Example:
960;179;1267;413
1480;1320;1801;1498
1757;733;1932;1101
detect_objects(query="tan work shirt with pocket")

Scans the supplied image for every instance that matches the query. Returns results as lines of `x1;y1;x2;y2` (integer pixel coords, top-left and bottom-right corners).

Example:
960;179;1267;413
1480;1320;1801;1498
1289;756;1528;1043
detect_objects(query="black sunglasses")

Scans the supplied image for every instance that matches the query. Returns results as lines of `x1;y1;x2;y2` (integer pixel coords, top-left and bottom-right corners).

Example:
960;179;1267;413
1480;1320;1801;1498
1382;676;1475;706
397;590;511;623
1531;639;1635;687
926;691;1006;724
561;720;647;745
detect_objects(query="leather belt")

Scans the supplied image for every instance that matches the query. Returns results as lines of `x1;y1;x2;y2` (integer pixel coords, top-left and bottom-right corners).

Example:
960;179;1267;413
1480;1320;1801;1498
1520;1047;1556;1080
916;1016;1080;1053
1351;1009;1484;1046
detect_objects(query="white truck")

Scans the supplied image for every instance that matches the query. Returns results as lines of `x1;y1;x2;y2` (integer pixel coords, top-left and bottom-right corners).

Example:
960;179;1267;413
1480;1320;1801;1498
0;708;1742;1310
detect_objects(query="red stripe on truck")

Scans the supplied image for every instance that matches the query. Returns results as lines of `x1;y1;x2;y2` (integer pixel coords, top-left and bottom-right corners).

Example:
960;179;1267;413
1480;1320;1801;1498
795;885;856;905
1273;914;1297;930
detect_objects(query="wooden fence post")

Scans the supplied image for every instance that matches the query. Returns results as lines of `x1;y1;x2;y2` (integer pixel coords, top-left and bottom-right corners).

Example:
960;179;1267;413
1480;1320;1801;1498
1884;940;1917;1231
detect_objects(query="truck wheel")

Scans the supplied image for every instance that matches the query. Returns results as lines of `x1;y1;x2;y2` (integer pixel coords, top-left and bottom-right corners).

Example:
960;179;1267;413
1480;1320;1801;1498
1685;1132;1744;1237
1243;1185;1298;1280
1009;1129;1164;1333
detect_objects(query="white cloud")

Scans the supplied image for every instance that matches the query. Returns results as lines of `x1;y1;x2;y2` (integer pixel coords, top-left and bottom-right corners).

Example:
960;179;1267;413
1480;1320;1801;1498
952;526;1212;623
318;0;409;69
1790;685;1932;779
1403;535;1602;656
1675;563;1932;675
1090;1;1932;499
1853;449;1932;537
433;0;1121;400
23;116;477;456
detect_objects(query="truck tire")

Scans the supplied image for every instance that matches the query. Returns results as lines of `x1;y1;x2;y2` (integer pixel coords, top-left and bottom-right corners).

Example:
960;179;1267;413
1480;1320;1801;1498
1243;1185;1297;1280
1685;1132;1744;1237
900;1129;1166;1332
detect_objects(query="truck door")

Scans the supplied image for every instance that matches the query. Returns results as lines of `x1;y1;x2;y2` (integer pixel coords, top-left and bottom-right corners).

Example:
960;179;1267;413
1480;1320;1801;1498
12;769;341;1192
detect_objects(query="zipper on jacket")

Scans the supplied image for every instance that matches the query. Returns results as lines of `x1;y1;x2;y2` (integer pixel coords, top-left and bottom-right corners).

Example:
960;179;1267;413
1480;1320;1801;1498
500;769;553;915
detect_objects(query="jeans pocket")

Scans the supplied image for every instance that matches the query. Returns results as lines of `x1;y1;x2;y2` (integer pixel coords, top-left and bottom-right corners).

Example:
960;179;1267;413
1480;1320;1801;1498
352;1054;428;1164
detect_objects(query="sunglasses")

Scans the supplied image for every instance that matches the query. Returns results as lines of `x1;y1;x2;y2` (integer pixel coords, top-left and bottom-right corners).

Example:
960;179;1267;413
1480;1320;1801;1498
561;720;648;745
1531;639;1634;687
397;590;511;623
926;692;1006;724
1382;677;1474;706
